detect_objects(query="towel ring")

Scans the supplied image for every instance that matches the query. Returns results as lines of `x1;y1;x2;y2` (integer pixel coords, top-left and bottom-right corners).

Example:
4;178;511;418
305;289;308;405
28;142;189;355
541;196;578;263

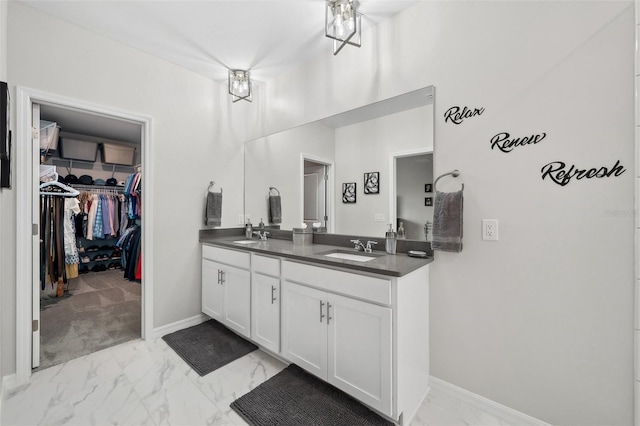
208;180;223;194
269;186;280;196
434;170;464;191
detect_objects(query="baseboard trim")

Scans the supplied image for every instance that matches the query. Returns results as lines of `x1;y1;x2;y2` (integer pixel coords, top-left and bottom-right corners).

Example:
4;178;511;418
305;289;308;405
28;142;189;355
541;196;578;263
429;376;551;426
1;373;17;420
151;314;208;339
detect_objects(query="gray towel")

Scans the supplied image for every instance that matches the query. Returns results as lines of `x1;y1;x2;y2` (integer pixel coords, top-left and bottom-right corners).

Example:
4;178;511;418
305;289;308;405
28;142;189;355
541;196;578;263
205;192;222;227
432;190;463;252
269;195;282;224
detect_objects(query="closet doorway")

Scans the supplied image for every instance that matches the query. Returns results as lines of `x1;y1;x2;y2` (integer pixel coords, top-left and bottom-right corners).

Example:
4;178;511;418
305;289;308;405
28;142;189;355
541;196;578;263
15;88;153;382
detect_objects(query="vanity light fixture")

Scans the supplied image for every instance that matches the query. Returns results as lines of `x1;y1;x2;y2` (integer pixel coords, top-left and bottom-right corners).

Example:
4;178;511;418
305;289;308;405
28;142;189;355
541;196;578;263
228;69;252;103
325;0;361;55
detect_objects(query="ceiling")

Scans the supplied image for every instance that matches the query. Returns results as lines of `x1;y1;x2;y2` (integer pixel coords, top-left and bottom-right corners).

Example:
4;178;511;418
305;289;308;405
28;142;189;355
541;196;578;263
20;0;420;84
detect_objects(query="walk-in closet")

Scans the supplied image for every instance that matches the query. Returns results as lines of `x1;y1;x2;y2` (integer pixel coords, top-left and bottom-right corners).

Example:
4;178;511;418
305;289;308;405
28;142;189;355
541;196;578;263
36;103;143;370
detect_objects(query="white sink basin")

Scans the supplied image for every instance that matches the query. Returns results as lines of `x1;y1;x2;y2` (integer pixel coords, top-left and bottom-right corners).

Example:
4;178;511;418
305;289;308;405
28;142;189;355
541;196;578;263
323;252;378;262
233;240;260;244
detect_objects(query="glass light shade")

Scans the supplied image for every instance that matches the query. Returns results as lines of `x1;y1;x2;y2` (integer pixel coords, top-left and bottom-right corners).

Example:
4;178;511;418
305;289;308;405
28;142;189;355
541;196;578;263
325;0;361;55
228;70;252;103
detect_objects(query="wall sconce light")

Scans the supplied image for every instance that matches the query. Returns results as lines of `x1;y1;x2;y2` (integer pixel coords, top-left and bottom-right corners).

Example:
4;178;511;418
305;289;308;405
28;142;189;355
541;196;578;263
228;69;252;103
325;0;361;55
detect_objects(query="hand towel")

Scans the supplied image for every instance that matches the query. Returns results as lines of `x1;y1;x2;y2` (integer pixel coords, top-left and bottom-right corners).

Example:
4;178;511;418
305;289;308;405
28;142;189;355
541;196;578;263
205;192;222;227
269;195;282;224
432;190;463;252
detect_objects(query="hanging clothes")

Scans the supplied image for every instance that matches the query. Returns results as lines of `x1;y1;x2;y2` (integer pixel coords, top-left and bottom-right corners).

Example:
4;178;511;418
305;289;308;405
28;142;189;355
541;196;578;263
116;170;143;282
63;198;81;279
40;195;67;293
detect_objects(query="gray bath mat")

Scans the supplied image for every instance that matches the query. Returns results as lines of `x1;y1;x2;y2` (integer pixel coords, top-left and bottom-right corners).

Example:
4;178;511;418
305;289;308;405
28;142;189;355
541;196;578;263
230;364;393;426
162;320;257;376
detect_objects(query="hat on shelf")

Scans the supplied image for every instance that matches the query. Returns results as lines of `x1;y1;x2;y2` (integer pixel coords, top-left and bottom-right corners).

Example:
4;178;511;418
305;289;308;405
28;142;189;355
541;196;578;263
93;178;106;186
106;178;118;186
65;174;79;184
79;175;93;185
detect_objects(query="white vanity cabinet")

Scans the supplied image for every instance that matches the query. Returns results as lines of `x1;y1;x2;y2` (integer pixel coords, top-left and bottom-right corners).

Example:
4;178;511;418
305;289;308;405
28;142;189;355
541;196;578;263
202;245;251;338
201;242;430;425
282;280;392;414
250;254;281;353
281;259;429;424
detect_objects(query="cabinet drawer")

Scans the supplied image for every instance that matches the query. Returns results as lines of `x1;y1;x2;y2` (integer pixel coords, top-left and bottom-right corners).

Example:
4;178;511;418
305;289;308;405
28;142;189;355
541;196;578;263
202;245;250;269
252;254;280;276
282;261;391;305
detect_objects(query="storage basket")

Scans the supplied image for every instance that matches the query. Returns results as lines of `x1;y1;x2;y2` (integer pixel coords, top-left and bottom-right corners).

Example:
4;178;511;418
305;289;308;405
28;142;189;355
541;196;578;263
39;121;60;152
293;228;313;246
59;134;98;162
101;143;136;166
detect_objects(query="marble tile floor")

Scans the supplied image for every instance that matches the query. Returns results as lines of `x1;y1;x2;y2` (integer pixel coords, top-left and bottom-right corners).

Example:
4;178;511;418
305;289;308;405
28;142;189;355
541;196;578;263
1;337;511;426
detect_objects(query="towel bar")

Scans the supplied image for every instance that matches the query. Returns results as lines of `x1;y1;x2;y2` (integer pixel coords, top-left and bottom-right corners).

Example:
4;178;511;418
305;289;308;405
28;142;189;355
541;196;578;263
434;170;464;191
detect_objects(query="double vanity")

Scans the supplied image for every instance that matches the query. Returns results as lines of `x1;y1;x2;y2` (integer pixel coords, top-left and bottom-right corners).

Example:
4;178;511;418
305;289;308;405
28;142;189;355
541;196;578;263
199;230;432;425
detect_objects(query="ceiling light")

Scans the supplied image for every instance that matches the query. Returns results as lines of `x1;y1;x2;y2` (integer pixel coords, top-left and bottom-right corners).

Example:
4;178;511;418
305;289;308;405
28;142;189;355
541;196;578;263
325;0;361;55
228;70;252;103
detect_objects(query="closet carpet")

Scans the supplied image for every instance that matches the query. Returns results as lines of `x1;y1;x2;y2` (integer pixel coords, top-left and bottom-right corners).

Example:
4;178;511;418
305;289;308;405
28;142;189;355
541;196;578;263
38;269;141;370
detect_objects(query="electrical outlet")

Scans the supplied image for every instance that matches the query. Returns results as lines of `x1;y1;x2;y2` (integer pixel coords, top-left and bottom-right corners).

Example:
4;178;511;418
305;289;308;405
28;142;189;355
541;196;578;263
374;213;385;222
482;219;498;241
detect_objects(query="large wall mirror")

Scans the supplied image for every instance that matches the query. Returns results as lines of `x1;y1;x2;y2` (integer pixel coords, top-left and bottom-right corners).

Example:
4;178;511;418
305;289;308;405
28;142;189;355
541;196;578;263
244;86;434;241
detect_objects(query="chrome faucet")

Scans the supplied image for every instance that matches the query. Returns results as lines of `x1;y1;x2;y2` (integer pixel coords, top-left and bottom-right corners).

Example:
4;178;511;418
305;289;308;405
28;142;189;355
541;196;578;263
365;241;378;253
253;230;270;240
350;239;366;251
350;239;378;252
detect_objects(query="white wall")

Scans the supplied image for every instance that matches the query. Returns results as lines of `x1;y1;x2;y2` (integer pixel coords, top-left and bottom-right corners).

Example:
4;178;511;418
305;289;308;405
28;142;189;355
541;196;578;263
2;2;245;376
256;2;635;424
334;106;433;237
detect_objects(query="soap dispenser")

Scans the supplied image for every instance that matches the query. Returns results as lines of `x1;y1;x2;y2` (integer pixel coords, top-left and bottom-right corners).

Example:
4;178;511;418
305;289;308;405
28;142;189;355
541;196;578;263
385;224;397;254
397;222;406;239
245;220;253;239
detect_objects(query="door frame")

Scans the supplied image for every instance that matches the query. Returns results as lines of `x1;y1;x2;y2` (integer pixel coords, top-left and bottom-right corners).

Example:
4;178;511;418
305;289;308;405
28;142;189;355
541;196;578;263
388;147;433;233
300;154;334;233
15;86;154;384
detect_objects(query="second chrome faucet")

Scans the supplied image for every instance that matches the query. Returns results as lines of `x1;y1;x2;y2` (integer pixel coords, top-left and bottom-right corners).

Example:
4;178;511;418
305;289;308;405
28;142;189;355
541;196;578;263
350;239;377;253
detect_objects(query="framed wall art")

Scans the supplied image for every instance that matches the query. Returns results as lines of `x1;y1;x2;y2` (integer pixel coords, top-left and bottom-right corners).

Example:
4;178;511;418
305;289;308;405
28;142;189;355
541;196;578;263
342;182;356;203
364;171;379;194
0;81;10;189
425;197;433;206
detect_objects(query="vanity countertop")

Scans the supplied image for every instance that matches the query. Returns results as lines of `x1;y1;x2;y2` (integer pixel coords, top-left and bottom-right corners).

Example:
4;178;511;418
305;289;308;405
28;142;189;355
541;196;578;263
199;235;433;277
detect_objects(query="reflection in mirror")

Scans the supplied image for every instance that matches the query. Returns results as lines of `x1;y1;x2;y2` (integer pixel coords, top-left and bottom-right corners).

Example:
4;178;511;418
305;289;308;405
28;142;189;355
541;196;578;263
244;86;434;241
395;153;433;240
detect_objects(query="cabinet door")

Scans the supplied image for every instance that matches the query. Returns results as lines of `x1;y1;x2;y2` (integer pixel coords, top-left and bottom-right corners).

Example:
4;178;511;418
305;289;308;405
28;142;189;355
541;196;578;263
202;259;224;322
251;273;280;353
281;281;327;379
223;265;251;338
327;293;392;416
